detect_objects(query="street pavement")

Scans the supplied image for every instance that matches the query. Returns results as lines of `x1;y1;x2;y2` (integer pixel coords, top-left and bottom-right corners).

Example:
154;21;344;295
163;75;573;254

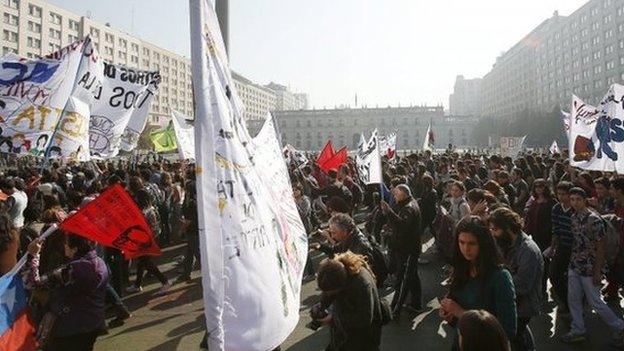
95;239;624;350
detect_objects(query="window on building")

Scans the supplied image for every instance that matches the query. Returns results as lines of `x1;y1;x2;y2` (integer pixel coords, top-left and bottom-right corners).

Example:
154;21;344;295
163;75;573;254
2;46;17;55
27;21;41;33
68;19;79;31
27;37;41;48
67;34;78;43
28;4;42;18
49;28;60;39
105;46;113;56
131;43;139;53
49;12;61;25
4;0;19;9
131;55;138;64
607;60;616;70
48;43;60;52
2;30;17;42
90;27;100;38
3;13;18;26
118;51;127;60
105;33;114;43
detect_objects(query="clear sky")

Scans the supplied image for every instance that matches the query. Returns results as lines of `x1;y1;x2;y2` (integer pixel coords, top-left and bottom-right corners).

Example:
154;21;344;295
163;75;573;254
49;0;589;109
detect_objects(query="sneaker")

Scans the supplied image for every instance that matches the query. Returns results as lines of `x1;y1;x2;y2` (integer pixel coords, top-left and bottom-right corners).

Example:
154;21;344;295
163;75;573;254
155;282;172;296
126;285;142;293
560;331;586;343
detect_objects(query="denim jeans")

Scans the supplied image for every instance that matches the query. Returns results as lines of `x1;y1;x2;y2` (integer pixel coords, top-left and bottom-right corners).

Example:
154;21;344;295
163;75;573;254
567;269;624;334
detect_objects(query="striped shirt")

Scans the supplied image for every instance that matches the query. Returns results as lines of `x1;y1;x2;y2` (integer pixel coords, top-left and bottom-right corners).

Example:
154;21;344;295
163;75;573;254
551;203;573;249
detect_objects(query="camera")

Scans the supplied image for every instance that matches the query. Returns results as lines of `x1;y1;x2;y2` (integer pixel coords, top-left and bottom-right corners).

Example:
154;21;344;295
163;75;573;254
306;303;329;331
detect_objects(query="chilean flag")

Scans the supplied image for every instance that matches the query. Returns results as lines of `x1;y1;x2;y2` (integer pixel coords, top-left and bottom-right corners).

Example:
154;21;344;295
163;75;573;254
0;259;38;351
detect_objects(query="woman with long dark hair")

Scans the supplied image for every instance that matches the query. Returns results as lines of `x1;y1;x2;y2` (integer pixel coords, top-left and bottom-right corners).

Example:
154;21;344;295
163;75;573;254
523;178;556;297
440;216;517;349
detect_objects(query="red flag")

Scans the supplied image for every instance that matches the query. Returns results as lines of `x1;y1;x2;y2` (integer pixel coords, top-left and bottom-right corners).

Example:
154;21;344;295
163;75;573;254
316;140;334;167
320;146;347;172
60;184;161;259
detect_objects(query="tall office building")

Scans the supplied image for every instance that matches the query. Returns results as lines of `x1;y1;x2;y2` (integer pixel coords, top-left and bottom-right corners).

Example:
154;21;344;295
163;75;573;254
481;0;624;118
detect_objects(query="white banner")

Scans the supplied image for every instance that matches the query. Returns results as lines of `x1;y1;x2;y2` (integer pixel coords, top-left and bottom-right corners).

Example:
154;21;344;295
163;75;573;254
90;62;160;157
568;88;624;172
0;39;97;159
423;122;434;150
190;1;306;350
500;136;526;158
356;129;382;184
284;144;308;167
170;109;195;160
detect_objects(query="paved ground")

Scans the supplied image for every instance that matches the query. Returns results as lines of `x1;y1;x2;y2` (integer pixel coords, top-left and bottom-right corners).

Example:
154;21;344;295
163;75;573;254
95;240;624;350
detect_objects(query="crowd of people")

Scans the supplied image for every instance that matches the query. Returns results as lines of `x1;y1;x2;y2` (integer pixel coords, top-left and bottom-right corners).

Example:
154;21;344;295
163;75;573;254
290;149;624;350
1;147;624;350
0;156;199;350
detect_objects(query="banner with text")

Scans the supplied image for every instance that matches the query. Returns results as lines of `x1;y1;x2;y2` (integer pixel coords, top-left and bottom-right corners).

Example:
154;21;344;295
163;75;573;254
500;136;526;158
191;1;307;350
568;88;624;172
90;62;160;157
356;129;382;184
0;39;98;160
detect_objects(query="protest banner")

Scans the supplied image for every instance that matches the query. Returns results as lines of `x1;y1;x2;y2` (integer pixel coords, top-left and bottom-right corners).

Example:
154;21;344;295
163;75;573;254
171;109;195;160
60;184;161;259
0;38;99;160
500;136;526;158
191;1;307;350
284;144;308;167
90;62;160;157
567;87;624;172
356;129;382;184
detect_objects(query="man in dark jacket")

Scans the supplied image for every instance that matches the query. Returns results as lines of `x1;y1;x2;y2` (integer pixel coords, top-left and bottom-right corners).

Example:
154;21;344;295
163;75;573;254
381;183;423;316
489;207;543;351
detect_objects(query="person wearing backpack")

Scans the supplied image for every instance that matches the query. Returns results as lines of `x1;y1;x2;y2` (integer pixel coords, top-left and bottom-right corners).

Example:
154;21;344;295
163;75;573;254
380;183;423;317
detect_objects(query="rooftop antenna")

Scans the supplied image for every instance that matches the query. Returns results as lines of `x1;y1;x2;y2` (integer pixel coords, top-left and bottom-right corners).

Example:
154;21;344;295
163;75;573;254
86;10;92;19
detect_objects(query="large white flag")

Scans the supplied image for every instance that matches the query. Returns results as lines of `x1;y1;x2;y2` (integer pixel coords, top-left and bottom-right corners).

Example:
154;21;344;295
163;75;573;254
356;129;382;184
0;39;100;160
500;136;526;158
90;62;160;157
568;88;624;172
423;122;434;151
190;1;306;350
170;109;195;160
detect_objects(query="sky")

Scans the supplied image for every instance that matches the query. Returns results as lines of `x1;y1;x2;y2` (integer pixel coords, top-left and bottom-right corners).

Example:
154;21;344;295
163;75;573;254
49;0;590;109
